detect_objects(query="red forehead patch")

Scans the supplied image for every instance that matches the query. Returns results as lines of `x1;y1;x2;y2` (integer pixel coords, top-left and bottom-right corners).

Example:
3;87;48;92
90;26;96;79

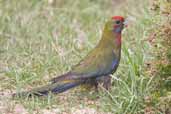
112;16;124;21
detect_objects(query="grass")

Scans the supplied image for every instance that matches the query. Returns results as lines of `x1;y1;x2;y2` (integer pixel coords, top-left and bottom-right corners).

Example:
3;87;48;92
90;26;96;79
0;0;161;113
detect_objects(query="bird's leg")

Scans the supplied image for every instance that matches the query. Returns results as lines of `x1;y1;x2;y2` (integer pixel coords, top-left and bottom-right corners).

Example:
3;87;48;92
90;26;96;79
94;79;99;92
94;75;111;91
102;75;111;90
84;78;99;92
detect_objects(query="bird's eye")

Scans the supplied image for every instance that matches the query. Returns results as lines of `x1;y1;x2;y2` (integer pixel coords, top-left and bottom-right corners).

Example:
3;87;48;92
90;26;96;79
115;20;121;24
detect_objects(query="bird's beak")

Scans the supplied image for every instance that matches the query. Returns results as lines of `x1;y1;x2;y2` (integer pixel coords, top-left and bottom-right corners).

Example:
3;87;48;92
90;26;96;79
123;19;128;28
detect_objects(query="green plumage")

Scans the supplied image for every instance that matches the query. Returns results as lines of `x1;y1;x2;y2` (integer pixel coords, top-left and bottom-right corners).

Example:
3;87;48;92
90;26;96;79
13;16;125;97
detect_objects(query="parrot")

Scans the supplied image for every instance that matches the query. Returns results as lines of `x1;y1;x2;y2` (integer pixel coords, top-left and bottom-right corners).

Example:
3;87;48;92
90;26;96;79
13;16;126;97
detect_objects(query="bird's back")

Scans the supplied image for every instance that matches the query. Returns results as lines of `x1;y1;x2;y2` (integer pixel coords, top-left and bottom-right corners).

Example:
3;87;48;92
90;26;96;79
70;43;120;79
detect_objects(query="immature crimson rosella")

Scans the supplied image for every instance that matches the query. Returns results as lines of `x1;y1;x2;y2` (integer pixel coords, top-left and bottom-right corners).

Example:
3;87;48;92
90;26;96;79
14;16;126;97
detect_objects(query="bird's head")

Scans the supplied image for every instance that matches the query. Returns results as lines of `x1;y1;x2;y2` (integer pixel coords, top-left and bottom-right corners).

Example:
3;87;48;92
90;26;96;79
105;16;126;34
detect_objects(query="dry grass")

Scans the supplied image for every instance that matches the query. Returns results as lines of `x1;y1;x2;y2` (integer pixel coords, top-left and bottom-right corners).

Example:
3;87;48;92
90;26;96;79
1;0;167;114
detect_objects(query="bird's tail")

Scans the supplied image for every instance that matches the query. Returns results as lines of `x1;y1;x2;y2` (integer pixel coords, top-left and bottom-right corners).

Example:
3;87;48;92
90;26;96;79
13;80;83;97
50;72;84;83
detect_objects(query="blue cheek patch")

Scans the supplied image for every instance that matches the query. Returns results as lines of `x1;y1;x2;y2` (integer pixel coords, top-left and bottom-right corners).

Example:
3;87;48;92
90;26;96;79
114;27;122;33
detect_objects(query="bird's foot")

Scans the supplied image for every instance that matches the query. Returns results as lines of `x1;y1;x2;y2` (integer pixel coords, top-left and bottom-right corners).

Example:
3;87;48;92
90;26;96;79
102;76;111;90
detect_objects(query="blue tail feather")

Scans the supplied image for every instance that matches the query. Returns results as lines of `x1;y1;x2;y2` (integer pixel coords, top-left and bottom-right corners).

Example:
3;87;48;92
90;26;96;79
51;81;82;93
13;81;83;97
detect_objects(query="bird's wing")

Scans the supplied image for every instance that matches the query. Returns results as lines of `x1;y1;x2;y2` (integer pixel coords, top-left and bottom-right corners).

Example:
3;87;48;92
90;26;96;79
69;47;119;79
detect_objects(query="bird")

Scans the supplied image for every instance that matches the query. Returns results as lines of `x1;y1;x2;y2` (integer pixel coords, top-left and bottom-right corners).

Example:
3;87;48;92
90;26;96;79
13;16;126;97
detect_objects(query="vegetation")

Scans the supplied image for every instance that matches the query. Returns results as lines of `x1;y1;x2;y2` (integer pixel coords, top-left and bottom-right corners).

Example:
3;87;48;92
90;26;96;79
0;0;170;113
